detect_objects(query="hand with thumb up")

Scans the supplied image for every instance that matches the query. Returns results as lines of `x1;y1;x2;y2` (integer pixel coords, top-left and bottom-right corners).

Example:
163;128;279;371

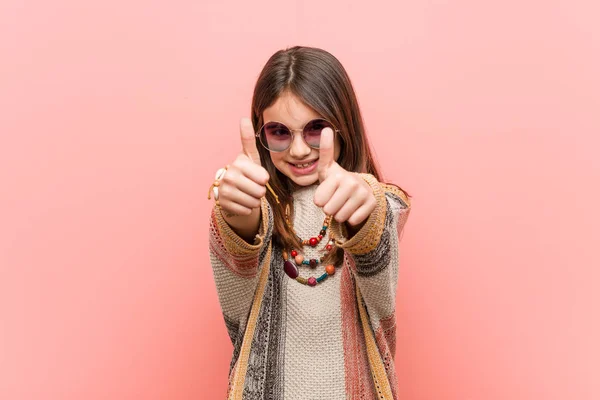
216;118;270;241
313;127;377;229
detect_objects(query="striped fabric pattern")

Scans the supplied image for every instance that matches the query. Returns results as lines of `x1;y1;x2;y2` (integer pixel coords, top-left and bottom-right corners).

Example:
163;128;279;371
209;174;411;399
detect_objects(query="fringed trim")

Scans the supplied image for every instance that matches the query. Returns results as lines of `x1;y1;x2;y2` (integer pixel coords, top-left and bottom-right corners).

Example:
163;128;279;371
341;257;377;399
227;241;273;400
356;282;396;400
375;315;399;400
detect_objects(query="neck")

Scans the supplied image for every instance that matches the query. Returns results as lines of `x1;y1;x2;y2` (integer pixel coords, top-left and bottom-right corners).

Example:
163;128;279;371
290;180;318;192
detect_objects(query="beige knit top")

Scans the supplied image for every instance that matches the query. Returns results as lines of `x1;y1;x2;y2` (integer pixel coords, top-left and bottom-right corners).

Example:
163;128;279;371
209;174;411;400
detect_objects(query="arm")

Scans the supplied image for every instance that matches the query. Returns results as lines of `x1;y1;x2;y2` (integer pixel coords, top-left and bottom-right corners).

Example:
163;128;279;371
330;174;411;355
208;197;273;345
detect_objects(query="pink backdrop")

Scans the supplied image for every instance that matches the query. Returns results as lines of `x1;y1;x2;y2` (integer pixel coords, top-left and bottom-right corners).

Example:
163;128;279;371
1;1;599;399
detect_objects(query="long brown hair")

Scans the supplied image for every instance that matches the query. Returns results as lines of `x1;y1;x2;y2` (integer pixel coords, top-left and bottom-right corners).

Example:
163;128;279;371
250;46;406;264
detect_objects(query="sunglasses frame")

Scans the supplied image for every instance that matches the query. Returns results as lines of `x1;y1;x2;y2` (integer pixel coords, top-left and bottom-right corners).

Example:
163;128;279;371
255;118;341;153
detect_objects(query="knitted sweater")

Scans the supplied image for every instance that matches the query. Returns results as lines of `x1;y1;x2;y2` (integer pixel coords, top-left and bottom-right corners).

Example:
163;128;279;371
209;174;411;400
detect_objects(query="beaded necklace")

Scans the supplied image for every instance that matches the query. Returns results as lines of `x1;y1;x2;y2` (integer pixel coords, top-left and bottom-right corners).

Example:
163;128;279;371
282;204;337;287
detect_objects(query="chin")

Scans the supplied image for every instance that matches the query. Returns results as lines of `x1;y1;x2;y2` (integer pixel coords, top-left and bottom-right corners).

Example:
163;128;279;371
287;172;319;187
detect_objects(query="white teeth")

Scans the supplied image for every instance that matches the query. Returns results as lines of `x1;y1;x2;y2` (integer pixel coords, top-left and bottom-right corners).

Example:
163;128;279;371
293;160;316;168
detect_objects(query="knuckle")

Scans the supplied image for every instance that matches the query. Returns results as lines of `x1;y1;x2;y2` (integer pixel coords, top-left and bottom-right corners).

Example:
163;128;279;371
350;215;361;226
222;169;237;183
234;154;246;165
249;163;261;174
219;185;230;197
369;196;377;208
358;187;368;200
236;156;251;168
257;167;270;184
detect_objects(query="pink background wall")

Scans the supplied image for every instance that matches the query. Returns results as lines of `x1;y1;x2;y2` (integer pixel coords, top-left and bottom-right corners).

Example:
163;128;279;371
1;0;598;399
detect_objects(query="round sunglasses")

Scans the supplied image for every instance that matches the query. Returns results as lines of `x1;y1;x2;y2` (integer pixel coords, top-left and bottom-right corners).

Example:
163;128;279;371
255;118;340;152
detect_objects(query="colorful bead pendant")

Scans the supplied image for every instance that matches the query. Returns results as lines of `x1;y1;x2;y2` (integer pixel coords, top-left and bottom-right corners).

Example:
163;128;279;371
282;210;337;287
284;260;299;279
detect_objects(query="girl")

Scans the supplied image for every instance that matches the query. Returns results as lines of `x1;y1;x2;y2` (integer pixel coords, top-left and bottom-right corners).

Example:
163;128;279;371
208;46;411;400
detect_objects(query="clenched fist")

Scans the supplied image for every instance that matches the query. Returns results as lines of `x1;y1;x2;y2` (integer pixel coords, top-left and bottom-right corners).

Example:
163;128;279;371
313;128;376;227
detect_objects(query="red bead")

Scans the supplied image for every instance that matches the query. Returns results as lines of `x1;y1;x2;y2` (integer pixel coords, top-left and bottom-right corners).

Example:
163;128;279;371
309;237;318;247
318;234;323;239
291;250;298;257
325;244;332;251
307;277;317;286
309;259;317;268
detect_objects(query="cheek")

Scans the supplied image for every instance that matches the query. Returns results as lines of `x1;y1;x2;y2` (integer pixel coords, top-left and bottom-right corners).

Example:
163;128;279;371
270;152;285;166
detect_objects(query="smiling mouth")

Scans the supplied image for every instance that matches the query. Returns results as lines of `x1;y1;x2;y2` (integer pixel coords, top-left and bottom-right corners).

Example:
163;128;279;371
289;160;318;168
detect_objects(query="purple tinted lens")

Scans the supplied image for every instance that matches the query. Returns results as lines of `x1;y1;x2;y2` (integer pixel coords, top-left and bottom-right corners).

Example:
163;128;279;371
261;122;292;151
303;119;333;148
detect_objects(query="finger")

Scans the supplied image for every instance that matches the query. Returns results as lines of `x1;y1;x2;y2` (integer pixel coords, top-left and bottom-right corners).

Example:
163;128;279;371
334;192;364;223
240;117;262;166
347;202;375;226
323;180;354;218
242;164;270;186
317;127;335;182
232;174;267;200
313;173;339;208
219;200;253;217
219;184;262;209
232;154;270;185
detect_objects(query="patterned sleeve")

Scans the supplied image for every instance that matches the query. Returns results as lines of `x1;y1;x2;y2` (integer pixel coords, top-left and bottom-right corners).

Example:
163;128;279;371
208;197;274;348
329;173;411;358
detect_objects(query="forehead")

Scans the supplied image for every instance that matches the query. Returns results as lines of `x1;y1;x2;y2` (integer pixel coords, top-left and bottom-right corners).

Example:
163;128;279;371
262;91;321;128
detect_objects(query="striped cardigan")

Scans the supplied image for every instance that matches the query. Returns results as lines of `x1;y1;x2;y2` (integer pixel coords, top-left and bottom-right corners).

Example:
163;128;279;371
209;173;411;399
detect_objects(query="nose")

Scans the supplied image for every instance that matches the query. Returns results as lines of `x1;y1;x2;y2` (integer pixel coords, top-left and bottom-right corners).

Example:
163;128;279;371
288;131;311;159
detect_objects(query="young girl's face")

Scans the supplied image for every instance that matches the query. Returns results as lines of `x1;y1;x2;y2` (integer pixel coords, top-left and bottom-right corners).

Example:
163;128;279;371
262;91;341;187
